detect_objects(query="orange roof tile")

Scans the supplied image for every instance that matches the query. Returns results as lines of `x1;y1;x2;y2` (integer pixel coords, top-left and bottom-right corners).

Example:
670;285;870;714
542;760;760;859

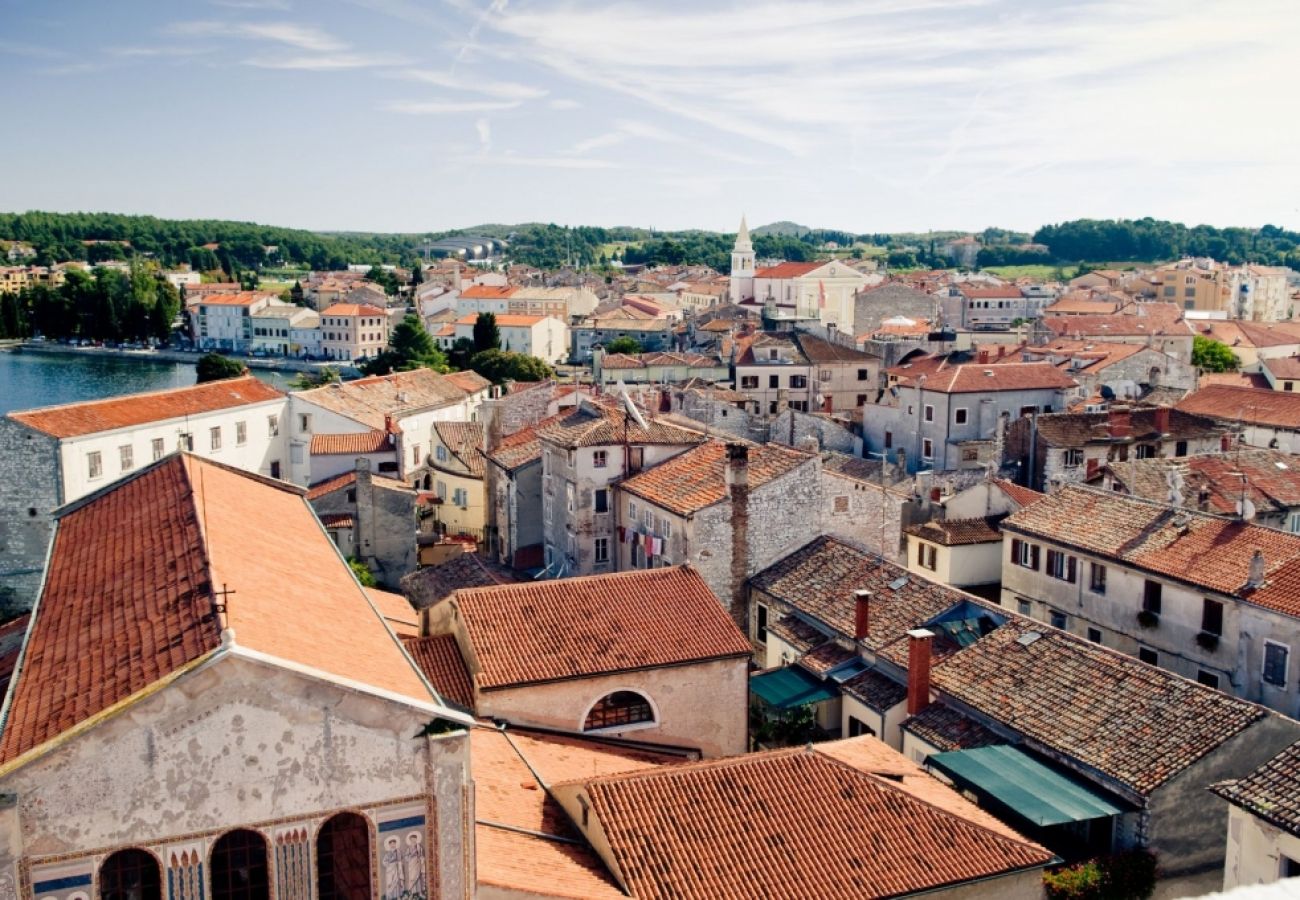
461;285;518;299
195;291;279;307
621;441;813;516
451;567;751;691
754;261;823;278
991;478;1043;508
0;454;437;765
404;635;473;707
454;313;549;327
8;375;284;439
309;430;390;455
1177;384;1300;430
319;303;387;317
887;359;1077;393
365;587;419;639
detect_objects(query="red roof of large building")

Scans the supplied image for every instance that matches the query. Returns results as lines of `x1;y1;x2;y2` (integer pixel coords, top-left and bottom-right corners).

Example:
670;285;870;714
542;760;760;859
753;261;823;279
7;375;284;439
319;303;387;317
887;359;1077;394
450;566;751;691
195;290;278;307
1177;385;1300;430
621;440;812;516
309;430;390;455
461;285;518;299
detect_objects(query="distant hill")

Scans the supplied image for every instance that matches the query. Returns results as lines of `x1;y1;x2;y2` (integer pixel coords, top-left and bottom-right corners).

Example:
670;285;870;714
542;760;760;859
752;221;812;237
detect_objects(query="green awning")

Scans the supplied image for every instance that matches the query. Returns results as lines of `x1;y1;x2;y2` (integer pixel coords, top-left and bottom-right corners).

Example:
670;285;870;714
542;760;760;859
750;666;839;710
928;745;1126;827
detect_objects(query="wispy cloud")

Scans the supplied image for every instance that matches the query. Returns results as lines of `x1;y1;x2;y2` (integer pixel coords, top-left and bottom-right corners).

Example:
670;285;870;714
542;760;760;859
106;45;216;59
548;98;580;110
475;117;492;150
450;153;622;170
392;68;546;101
383;99;521;115
248;52;408;70
166;20;346;52
0;39;65;60
210;0;293;9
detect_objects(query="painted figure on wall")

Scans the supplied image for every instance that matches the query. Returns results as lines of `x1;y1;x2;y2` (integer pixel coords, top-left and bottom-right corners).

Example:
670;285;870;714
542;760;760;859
381;836;404;900
402;832;426;898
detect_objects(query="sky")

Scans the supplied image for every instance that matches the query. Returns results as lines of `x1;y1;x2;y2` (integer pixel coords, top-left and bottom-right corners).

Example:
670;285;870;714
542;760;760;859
2;0;1298;235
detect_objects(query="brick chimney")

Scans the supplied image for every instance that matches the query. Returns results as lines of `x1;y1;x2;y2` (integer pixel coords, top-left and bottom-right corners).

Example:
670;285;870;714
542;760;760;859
1153;406;1171;435
853;590;871;641
977;348;990;364
726;443;751;631
906;628;935;716
1107;406;1133;439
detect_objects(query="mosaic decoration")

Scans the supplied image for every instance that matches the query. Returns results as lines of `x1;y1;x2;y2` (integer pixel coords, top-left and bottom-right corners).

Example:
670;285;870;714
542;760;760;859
375;805;427;900
164;846;204;900
273;827;311;900
29;860;93;900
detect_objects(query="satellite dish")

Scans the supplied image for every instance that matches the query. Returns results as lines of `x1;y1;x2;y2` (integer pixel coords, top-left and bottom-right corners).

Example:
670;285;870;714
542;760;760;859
1237;498;1257;521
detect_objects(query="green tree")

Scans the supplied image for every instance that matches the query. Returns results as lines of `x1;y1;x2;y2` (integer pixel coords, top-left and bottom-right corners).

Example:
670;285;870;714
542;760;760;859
289;366;341;390
348;557;378;587
1192;335;1240;372
469;349;553;383
150;279;181;341
362;315;449;375
195;352;247;383
366;265;400;295
290;280;305;305
472;312;501;354
604;336;643;354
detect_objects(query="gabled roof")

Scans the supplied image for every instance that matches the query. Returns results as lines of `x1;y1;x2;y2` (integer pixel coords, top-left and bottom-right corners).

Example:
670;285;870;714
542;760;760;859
902;702;1004;752
8;375;284;438
906;516;1005;547
450;566;751;691
1003;484;1300;615
454;313;549;327
792;332;878;363
565;738;1052;899
319;302;386;317
887;359;1077;394
400;551;521;610
404;634;473;708
991;478;1043;509
1212;740;1300;838
294;368;478;430
433;421;486;478
1102;449;1300;518
1263;357;1300;380
1040;307;1193;338
304;469;412;501
1177;384;1300;430
536;401;705;450
753;261;823;278
309;430;389;455
195;291;278;307
461;284;518;299
933;617;1267;796
621;441;812;516
486;420;546;471
1033;408;1224;447
0;454;435;766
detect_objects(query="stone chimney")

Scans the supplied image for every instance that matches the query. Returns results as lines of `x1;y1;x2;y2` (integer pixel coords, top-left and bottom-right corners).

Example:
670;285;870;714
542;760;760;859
1107;406;1133;439
1153;406;1171;435
726;443;751;631
853;590;871;641
1247;550;1267;589
906;628;934;716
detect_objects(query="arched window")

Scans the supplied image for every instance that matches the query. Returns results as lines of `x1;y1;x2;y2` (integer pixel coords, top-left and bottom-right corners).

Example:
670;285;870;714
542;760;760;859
584;691;654;730
210;829;269;900
317;813;372;900
99;849;161;900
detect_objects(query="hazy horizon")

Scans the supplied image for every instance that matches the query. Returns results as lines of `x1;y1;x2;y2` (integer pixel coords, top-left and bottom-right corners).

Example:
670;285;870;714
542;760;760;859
4;0;1298;235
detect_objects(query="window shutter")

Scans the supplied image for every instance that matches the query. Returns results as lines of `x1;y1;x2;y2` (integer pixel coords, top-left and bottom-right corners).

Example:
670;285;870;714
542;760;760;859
1030;545;1041;570
1011;538;1022;564
1067;556;1077;584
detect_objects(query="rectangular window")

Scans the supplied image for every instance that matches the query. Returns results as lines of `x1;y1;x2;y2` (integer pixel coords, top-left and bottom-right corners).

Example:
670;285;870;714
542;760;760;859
629;501;637;521
662;519;672;539
412;444;422;467
268;415;279;437
270;459;281;479
790;375;807;389
1174;440;1187;457
1017;598;1032;616
152;437;165;461
643;509;653;529
594;537;609;563
769;374;780;389
1087;627;1103;644
924;404;934;423
87;450;103;480
1201;598;1224;636
593;450;608;469
922;438;933;460
884;430;893;449
1050;610;1068;630
236;421;247;446
819;369;832;382
917;542;937;571
848;716;875;737
178;432;193;452
436;445;448;462
1264;641;1289;686
856;394;867;406
1139;647;1158;666
741;375;758;389
1197;670;1220;689
1282;857;1300;879
119;444;133;472
1090;563;1107;594
1010;538;1039;569
1064;449;1084;468
595;488;609;513
1046;550;1077;583
954;408;968;425
298;413;311;433
1136;444;1157;459
210;427;221;451
857;368;869;381
1143;580;1162;615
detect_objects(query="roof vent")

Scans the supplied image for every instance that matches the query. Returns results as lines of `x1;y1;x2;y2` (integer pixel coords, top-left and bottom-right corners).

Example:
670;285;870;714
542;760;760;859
1016;631;1042;647
888;576;909;591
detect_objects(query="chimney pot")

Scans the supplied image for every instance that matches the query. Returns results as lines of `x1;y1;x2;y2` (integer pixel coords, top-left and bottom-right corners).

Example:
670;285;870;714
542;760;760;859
1107;406;1133;439
1248;550;1267;589
906;628;934;716
853;590;871;640
1153;406;1171;435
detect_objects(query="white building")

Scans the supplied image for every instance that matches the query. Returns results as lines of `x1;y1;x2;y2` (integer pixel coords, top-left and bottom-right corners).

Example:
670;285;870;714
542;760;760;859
1215;741;1300;890
0;376;289;609
453;313;569;365
251;305;318;357
189;291;286;352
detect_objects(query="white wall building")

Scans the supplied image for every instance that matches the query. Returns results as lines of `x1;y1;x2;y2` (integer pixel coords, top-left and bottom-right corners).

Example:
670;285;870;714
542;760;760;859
453;313;569;364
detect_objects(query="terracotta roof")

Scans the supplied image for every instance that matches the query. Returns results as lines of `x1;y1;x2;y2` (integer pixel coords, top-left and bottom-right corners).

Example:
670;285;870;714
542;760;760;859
1177;384;1300;430
304;470;411;501
1199;371;1272;390
797;641;857;676
991;478;1044;508
621;441;811;517
454;313;549;327
309;430;389;455
444;370;492;395
753;261;826;279
598;351;721;370
1197;320;1300;350
933;617;1267;796
793;332;877;363
906;516;1005;546
1003;484;1300;615
1102;450;1300;518
486;421;544;471
750;536;967;653
536;401;705;450
820;451;886;484
295;369;479;430
900;702;1004;752
0;454;435;765
319;303;387;317
8;375;284;439
451;567;751;691
839;667;907;713
1041;308;1193;338
195;291;278;307
461;285;518;299
1033;408;1224;447
399;552;521;610
318;512;355;529
766;614;832;655
365;587;419;638
1212;740;1300;838
0;615;31;701
567;739;1051;899
886;360;1076;394
404;635;473;708
433;421;486;478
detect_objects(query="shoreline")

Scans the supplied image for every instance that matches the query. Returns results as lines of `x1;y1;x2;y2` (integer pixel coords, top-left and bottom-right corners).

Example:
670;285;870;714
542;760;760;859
6;341;355;375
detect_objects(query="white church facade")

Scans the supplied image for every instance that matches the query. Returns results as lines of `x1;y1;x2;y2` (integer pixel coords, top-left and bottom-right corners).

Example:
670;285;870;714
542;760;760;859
728;216;867;330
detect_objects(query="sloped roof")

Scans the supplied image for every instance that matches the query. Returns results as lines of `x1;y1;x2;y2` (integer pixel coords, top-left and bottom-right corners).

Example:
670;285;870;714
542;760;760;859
793;332;878;363
319;302;386;317
906;516;1005;546
1212;740;1300;838
451;567;751;691
901;703;1004;752
309;430;389;455
404;634;473;708
887;360;1076;394
991;478;1044;508
1177;384;1300;430
621;441;812;516
933;617;1267;796
753;261;823;278
294;368;477;430
568;740;1051;898
486;421;545;471
8;375;284;438
1033;408;1224;447
1041;307;1193;338
536;402;705;450
433;421;486;478
0;454;435;765
1003;484;1300;615
399;552;521;610
1103;450;1300;518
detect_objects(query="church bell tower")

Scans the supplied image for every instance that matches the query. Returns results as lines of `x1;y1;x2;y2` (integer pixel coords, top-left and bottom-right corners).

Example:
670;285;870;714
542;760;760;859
729;214;755;304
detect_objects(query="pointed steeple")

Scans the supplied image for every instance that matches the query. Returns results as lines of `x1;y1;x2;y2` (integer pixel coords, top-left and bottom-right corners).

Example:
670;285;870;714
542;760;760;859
735;214;753;251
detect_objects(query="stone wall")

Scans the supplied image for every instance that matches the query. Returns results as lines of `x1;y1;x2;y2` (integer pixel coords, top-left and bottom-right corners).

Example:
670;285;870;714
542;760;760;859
310;461;417;588
0;419;61;613
820;471;910;563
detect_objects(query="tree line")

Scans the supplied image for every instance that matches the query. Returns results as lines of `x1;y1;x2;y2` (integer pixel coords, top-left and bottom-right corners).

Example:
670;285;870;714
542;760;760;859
0;263;181;342
1032;219;1300;267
